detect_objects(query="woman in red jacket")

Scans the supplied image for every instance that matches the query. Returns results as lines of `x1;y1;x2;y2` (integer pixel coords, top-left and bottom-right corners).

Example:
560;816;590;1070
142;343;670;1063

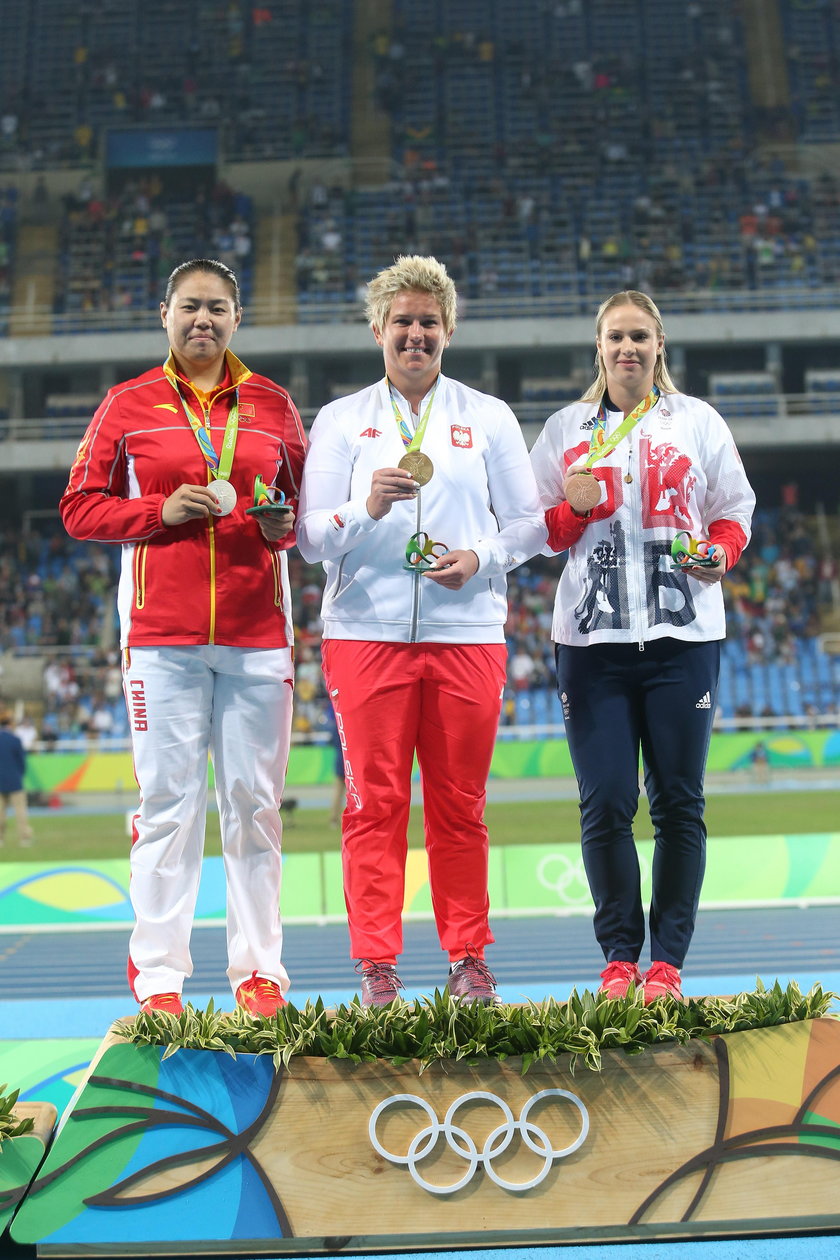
61;258;307;1018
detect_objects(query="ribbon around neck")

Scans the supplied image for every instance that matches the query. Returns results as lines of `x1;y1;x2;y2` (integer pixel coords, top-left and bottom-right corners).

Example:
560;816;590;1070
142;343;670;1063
583;385;660;469
388;377;438;453
176;385;241;482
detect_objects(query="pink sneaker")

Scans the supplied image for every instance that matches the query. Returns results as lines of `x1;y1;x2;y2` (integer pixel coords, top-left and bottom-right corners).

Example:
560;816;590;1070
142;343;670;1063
643;961;683;1004
598;961;643;999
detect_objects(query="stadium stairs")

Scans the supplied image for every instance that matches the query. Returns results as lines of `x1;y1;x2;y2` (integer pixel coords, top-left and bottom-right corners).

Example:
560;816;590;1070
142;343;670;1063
9;224;58;337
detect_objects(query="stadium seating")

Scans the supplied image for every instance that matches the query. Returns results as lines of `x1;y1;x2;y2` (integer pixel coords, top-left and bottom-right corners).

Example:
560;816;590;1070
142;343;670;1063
1;2;839;744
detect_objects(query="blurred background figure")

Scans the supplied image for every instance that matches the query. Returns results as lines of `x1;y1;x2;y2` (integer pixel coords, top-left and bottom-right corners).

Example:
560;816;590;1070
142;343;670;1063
0;708;33;847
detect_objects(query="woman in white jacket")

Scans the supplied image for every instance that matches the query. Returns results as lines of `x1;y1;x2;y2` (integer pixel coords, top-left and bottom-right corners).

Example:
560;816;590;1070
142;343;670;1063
530;290;755;1004
298;256;546;1006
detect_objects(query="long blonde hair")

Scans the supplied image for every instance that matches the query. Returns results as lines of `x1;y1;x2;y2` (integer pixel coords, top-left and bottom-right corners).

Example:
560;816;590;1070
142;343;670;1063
580;290;678;403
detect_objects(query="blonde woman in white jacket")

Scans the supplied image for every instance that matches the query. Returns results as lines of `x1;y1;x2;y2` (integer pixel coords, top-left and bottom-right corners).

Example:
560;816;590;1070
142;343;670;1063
530;290;755;1005
298;256;547;1006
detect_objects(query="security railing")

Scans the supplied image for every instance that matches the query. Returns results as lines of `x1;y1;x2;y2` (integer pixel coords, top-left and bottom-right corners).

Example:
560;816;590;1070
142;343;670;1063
6;285;840;338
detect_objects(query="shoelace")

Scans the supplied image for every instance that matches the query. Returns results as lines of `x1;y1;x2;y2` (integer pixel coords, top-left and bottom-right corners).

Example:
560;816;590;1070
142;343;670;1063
358;961;402;999
645;962;680;992
452;956;497;995
601;962;639;981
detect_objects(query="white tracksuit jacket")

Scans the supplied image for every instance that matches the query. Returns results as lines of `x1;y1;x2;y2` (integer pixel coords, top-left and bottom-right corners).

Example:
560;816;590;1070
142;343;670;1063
297;374;547;643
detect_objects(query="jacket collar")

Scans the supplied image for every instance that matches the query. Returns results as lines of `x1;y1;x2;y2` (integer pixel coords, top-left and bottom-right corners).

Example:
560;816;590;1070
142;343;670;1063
163;348;252;395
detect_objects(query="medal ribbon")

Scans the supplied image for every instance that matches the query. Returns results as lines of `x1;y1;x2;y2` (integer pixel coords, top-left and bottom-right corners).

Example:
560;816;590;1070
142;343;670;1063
583;385;660;469
176;385;240;482
387;377;438;452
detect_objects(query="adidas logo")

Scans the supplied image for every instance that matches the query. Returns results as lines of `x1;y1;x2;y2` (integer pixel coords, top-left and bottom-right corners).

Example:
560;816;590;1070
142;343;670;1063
580;418;598;430
696;691;711;709
359;427;381;438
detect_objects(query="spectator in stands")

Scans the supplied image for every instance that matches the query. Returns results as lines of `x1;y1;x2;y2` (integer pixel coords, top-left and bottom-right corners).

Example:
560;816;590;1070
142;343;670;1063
0;709;33;847
530;289;755;1005
14;712;38;752
60;257;307;1019
297;255;546;1007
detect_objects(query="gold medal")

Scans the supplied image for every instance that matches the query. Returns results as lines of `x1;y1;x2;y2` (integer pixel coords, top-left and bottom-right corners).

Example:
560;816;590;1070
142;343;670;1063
399;451;434;486
565;470;601;513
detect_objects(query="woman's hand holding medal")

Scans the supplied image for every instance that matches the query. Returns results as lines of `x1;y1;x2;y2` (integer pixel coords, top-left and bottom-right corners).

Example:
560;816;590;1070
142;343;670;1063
366;466;420;520
162;483;223;525
563;462;602;516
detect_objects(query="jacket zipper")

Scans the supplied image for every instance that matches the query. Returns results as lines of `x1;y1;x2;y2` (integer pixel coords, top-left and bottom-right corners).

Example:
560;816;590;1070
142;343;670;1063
626;438;645;650
409;492;422;642
200;397;217;644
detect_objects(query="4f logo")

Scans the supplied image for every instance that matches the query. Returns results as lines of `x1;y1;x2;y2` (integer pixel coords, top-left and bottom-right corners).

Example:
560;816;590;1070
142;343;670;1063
359;427;381;438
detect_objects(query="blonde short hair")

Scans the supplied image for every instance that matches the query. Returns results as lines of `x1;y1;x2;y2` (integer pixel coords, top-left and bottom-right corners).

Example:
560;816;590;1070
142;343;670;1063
581;290;678;402
365;255;458;335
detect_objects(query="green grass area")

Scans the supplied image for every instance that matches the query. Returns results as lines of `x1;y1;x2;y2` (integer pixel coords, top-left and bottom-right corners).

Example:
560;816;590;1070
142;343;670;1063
8;789;839;863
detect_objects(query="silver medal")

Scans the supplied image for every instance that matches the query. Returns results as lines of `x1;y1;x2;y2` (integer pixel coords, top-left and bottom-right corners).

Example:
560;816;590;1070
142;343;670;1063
211;478;238;516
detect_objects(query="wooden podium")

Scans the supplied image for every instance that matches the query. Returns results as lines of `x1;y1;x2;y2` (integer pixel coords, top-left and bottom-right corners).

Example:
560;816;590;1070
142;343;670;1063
9;1016;840;1254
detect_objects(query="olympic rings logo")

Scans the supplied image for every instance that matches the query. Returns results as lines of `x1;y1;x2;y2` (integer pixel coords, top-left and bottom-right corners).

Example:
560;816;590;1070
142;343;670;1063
369;1089;589;1194
537;851;650;905
536;852;593;905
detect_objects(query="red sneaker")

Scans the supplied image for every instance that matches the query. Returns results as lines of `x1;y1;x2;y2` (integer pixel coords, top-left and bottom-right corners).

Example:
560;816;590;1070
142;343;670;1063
597;961;643;999
236;971;287;1017
140;992;183;1016
643;961;683;1004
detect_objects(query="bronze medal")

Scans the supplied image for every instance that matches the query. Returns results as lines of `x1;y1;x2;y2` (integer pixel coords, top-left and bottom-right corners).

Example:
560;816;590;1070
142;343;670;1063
565;470;601;513
399;451;434;486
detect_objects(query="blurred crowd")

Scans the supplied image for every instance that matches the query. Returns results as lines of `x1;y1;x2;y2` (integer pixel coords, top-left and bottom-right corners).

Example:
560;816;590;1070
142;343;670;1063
55;175;253;319
0;502;836;750
1;1;840;325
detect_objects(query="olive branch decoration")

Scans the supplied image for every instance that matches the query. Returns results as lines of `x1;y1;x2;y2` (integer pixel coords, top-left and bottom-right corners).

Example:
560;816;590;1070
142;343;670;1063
28;1065;291;1234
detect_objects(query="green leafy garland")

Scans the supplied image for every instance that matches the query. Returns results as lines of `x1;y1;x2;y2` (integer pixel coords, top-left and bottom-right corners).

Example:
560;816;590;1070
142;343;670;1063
0;1085;34;1146
119;980;836;1074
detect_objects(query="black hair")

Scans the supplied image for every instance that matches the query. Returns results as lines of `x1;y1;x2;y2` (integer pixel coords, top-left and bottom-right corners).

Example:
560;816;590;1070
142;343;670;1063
163;258;241;310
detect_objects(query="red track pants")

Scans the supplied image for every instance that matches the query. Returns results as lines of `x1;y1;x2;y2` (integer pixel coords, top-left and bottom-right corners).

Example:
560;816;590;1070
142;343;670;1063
322;639;507;963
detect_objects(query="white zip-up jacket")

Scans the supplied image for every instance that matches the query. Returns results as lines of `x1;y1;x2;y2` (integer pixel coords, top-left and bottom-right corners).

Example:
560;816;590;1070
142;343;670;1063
297;375;547;643
529;391;755;647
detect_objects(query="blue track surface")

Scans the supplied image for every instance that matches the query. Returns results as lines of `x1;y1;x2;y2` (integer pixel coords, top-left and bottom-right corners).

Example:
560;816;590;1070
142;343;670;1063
2;904;839;1035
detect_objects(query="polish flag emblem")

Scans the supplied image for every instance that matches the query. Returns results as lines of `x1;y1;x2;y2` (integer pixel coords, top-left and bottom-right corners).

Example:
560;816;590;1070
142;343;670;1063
451;425;472;448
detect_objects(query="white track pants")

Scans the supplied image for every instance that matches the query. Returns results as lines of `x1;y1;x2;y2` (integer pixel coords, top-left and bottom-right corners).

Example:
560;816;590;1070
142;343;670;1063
123;644;294;1002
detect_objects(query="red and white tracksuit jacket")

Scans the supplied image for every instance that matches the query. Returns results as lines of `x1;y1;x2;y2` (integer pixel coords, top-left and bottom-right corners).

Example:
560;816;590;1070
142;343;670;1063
60;349;307;649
